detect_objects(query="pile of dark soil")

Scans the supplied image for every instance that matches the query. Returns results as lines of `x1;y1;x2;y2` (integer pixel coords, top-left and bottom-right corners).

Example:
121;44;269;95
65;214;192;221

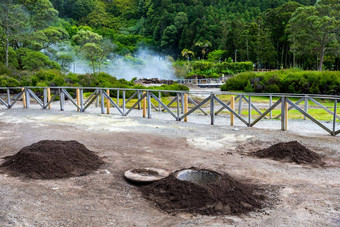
253;141;324;165
140;169;266;215
1;140;104;179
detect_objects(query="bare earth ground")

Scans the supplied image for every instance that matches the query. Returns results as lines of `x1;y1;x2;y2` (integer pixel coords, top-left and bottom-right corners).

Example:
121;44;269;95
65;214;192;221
0;105;339;226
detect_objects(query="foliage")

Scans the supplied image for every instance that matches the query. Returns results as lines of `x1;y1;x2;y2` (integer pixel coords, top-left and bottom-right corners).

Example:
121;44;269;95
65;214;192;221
221;70;340;95
0;75;20;87
287;0;340;71
173;60;254;78
1;0;339;82
16;48;61;71
207;50;228;62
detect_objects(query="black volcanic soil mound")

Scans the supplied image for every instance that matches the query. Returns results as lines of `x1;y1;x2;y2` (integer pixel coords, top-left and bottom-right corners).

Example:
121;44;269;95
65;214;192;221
1;140;104;179
253;141;324;165
140;169;266;215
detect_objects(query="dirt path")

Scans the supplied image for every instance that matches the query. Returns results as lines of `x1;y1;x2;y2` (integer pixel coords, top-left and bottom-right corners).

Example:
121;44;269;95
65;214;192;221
0;108;339;226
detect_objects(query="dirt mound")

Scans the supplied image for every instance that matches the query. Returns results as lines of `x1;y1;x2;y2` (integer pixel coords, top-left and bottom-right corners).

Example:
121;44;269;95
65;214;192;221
253;141;324;165
1;140;104;179
140;168;266;215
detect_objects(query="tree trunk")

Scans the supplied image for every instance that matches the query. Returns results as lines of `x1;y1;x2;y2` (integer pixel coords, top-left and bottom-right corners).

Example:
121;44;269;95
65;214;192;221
92;60;96;74
281;44;284;69
319;45;325;71
5;37;9;67
246;39;249;61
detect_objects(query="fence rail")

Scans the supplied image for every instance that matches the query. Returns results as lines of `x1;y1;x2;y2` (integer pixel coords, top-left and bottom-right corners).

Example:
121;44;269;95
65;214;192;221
1;87;339;136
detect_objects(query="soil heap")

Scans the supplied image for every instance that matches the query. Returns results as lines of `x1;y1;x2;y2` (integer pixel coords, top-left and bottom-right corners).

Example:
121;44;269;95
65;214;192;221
140;169;265;215
253;141;324;165
1;140;104;179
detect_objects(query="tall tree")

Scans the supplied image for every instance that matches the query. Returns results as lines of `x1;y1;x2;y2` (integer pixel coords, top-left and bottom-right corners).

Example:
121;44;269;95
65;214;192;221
73;30;114;73
287;0;340;70
0;0;29;67
195;40;212;60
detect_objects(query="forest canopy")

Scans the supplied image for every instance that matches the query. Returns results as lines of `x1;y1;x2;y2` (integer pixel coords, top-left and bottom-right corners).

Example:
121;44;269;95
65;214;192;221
0;0;339;76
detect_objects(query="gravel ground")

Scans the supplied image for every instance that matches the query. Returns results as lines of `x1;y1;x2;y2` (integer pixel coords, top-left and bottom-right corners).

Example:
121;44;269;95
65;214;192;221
0;103;340;226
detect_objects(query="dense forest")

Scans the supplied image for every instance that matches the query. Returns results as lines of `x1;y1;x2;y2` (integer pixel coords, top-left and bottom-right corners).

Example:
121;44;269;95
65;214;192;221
0;0;339;80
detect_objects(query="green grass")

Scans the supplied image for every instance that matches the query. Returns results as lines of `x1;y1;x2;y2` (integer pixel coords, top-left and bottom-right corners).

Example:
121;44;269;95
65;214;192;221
218;108;340;121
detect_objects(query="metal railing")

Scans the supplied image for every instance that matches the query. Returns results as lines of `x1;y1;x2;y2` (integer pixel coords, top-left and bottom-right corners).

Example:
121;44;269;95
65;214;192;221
174;76;232;85
1;87;339;136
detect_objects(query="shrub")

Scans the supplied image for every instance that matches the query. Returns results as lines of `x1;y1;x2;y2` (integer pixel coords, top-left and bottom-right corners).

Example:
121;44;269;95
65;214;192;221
207;50;227;62
0;75;20;87
175;60;254;78
17;48;61;71
221;70;340;95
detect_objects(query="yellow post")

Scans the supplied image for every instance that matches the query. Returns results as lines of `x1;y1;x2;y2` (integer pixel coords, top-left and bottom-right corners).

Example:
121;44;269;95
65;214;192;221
285;98;288;130
230;96;234;126
47;88;51;109
22;88;26;108
184;94;188;122
76;89;80;111
106;89;110;114
143;92;146;118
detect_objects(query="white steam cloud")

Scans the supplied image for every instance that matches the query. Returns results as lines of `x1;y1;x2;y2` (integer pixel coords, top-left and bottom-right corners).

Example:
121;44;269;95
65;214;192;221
68;48;176;80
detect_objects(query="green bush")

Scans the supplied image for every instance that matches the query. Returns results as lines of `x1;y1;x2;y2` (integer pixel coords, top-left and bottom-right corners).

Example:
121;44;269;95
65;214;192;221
221;70;340;95
17;48;61;71
173;60;254;78
0;75;20;87
207;50;228;62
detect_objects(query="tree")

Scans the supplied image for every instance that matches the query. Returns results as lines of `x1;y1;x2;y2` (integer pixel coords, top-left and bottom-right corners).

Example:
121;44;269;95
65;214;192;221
19;0;59;30
181;48;194;60
25;26;69;51
287;0;340;70
161;25;178;51
73;30;115;73
0;0;29;67
195;40;212;60
64;0;95;21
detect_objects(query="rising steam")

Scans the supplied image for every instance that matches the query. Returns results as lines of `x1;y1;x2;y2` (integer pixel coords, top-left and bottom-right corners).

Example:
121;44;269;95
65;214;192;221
65;47;176;80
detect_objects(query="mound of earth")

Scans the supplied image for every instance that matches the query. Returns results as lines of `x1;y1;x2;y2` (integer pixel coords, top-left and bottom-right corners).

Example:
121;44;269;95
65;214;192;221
253;141;324;165
1;140;104;179
140;169;266;215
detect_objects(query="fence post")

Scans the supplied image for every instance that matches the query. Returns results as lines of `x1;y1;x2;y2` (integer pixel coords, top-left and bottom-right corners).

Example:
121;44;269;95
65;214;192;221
43;88;47;108
117;90;120;107
76;88;80;112
238;95;242;115
176;93;180;121
181;93;184;114
184;94;188;122
158;92;161;112
269;95;272;119
47;88;51;109
59;89;64;111
7;88;10;108
333;100;337;135
122;90;126;116
143;92;146;118
230;96;234;126
147;91;152;119
248;95;251;126
100;89;105;114
304;96;308;120
25;88;30;108
106;89;110;114
79;89;84;112
22;88;26;108
138;91;141;110
281;97;288;131
210;93;215;125
95;92;99;107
